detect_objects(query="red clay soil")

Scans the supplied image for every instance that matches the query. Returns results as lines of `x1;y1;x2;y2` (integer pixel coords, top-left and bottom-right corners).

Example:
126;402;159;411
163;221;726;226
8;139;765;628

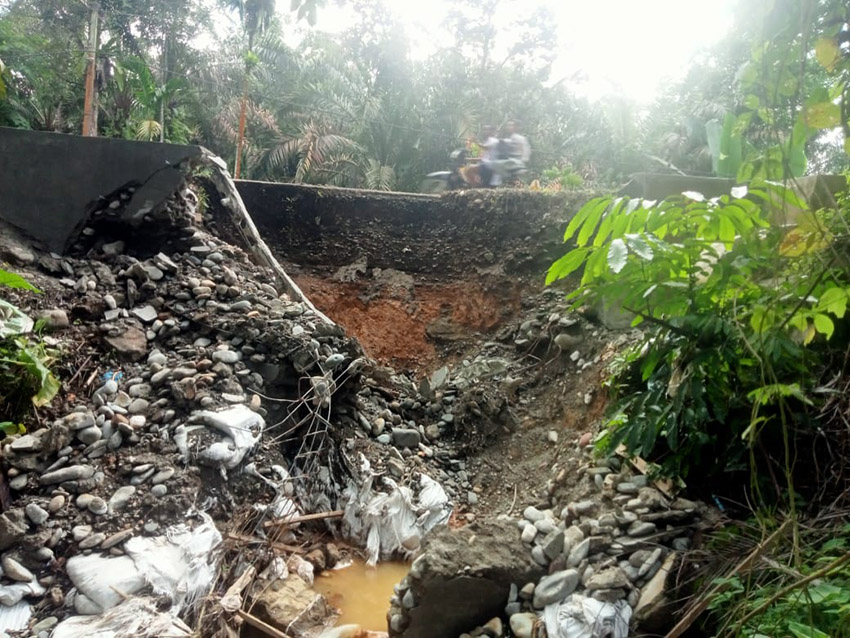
295;274;522;371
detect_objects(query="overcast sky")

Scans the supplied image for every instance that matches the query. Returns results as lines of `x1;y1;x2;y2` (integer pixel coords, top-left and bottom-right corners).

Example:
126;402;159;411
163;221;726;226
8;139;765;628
293;0;737;103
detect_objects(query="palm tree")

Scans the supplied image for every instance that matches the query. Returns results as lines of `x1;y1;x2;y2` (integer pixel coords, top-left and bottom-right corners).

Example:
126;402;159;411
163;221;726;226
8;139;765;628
222;0;324;178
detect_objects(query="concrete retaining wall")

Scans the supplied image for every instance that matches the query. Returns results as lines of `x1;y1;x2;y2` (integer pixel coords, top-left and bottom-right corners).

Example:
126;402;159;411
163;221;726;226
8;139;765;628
0;127;200;253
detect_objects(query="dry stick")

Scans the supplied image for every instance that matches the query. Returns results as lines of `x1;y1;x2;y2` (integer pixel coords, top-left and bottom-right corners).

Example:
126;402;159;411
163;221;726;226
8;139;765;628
225;532;305;554
262;509;344;529
733;551;850;633
665;518;793;638
236;609;293;638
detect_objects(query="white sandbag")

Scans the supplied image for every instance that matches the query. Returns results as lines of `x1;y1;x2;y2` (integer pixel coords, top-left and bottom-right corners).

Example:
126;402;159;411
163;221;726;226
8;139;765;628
51;597;191;638
124;515;221;613
0;601;32;635
190;405;264;469
343;455;451;565
65;515;221;616
65;555;145;614
543;593;632;638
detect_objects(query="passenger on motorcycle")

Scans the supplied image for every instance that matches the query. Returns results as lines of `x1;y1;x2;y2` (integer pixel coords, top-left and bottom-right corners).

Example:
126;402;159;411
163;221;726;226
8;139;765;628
478;125;500;187
485;121;531;186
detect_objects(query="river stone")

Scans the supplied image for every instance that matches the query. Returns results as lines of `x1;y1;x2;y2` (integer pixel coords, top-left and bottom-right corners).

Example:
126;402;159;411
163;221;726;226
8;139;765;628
212;350;240;364
510;613;537;638
521;524;538;544
534;518;557;534
40;465;95;485
587;566;630;590
72;525;92;541
1;556;33;582
65;413;95;431
0;513;25;554
392;428;421;448
533;569;579;608
47;495;65;512
10;434;38;452
531;546;548;566
567;537;590;567
77;426;102;445
523;506;545;523
31;617;58;634
616;482;638;495
131;305;158;323
102;529;134;549
150;468;174;484
151;484;168;497
252;574;328;637
628;521;657;537
37;309;69;331
108;485;136;512
104;326;147;360
127;398;149;414
79;533;106;549
87;497;108;515
76;494;95;509
25;503;49;525
541;530;565;561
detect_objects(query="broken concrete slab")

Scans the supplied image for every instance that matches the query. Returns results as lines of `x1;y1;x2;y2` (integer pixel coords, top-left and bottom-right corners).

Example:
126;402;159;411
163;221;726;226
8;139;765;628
390;519;545;638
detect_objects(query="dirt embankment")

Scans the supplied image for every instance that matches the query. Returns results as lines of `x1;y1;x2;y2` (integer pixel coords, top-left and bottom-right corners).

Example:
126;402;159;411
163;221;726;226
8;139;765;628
228;185;592;370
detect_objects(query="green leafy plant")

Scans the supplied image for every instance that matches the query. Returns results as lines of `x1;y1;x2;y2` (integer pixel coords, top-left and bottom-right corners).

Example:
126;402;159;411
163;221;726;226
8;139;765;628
547;180;850;485
0;268;59;423
540;165;584;191
705;518;850;638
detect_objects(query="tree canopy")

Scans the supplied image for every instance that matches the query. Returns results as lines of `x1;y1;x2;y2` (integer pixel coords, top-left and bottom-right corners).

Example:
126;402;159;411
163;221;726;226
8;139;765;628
0;0;848;190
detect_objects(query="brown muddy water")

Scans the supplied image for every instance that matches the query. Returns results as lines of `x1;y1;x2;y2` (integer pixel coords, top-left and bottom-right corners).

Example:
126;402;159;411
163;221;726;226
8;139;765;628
313;559;410;631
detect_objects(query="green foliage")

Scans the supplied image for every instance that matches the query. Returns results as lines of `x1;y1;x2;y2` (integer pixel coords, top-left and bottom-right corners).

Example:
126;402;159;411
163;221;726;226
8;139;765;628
706;519;850;638
0;269;39;292
705;112;743;178
547;182;850;481
540;165;584;191
0;270;60;423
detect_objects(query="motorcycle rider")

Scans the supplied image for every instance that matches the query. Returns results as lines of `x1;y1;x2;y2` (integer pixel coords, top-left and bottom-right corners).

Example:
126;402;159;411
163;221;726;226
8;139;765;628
506;120;531;166
479;125;500;187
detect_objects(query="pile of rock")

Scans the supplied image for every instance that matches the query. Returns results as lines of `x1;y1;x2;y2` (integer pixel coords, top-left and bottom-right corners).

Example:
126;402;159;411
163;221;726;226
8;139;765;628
0;181;381;634
503;460;710;636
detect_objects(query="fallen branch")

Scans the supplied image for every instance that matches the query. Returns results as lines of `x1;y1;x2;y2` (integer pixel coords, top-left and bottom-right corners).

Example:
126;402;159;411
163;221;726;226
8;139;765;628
665;518;793;638
220;565;256;614
236;609;293;638
226;532;305;554
262;509;344;529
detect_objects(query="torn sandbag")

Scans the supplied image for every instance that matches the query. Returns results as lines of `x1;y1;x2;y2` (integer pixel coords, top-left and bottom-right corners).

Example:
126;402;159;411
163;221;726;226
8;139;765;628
190;404;264;470
543;594;632;638
0;600;32;637
342;455;452;565
123;514;221;613
64;514;221;616
51;597;191;638
0;300;33;338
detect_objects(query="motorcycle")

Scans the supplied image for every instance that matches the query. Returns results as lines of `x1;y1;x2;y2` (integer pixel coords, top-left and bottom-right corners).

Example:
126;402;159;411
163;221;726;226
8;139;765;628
421;147;527;193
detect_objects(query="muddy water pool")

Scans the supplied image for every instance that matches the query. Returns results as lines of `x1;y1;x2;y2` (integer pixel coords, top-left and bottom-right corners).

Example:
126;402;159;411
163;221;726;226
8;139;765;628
313;558;410;631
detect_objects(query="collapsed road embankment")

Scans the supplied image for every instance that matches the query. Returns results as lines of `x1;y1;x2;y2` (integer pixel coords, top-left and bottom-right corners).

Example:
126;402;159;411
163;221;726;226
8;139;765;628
0;127;729;638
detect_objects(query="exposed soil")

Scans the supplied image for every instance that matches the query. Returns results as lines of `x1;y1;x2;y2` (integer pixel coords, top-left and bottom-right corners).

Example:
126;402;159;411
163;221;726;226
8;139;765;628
294;272;523;371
